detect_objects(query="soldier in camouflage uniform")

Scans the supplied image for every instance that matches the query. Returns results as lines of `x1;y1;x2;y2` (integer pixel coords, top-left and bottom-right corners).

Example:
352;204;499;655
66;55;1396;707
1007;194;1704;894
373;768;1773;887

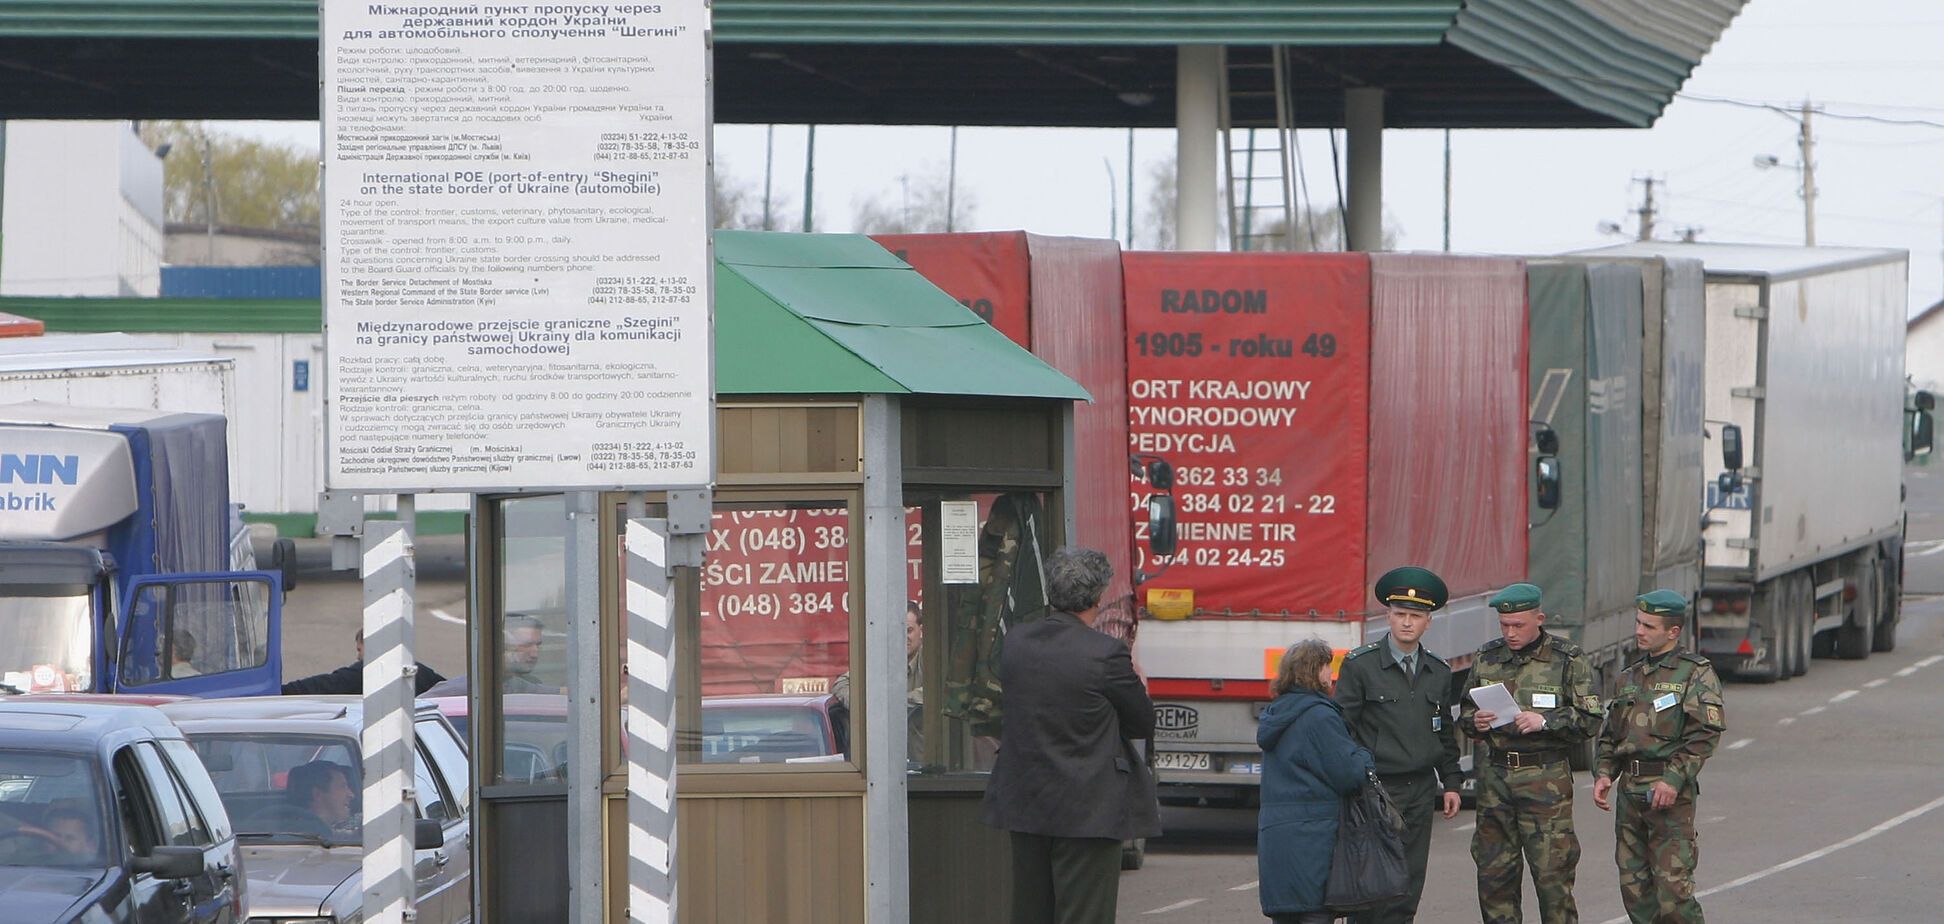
1460;583;1602;924
1593;590;1725;924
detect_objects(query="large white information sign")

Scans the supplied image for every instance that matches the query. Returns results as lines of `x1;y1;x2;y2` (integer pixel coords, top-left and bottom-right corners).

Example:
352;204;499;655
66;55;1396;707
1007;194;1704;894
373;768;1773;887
323;0;712;492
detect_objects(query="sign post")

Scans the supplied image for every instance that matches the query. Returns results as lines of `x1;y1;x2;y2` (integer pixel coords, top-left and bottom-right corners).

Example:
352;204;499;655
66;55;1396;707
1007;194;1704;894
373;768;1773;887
321;0;714;919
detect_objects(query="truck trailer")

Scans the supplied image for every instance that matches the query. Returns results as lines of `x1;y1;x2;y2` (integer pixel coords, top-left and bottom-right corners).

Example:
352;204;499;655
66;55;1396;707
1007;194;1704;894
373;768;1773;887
1120;252;1530;800
1595;242;1928;679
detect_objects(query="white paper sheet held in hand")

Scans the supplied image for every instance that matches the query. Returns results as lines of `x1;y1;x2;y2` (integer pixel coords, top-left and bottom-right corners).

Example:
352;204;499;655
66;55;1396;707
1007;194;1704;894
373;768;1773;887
1467;683;1523;728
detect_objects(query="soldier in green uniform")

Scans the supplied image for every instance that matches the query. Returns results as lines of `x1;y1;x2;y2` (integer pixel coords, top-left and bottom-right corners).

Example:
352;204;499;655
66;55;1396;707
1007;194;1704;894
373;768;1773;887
1460;583;1602;924
1593;590;1725;924
1336;566;1465;924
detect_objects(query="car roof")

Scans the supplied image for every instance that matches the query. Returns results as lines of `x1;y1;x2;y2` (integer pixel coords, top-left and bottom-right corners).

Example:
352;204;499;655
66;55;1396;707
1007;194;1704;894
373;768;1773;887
0;700;180;750
158;695;441;731
424;693;567;718
702;694;831;709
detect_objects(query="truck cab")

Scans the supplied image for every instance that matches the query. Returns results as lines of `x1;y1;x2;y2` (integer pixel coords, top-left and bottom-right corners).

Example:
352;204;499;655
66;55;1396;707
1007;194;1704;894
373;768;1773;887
0;403;284;698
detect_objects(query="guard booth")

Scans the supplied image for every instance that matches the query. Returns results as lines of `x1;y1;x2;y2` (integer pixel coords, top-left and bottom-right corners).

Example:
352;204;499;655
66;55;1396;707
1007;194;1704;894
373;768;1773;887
462;231;1090;922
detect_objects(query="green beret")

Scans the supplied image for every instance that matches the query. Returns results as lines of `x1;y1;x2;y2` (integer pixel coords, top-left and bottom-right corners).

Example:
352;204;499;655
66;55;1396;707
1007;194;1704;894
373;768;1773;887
1489;583;1543;614
1637;589;1688;618
1374;566;1448;611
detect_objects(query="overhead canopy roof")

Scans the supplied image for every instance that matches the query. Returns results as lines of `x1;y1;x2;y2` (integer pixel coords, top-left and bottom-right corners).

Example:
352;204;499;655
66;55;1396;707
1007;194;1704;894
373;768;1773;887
0;0;1744;127
0;232;1091;400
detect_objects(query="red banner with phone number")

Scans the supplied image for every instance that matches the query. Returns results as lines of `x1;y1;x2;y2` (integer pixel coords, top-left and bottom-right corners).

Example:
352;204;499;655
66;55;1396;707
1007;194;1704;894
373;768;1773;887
1123;253;1371;618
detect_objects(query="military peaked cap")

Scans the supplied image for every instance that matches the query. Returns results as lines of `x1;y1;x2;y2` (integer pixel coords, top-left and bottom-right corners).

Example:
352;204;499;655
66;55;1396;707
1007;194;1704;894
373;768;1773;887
1489;583;1543;614
1637;589;1688;618
1374;566;1448;611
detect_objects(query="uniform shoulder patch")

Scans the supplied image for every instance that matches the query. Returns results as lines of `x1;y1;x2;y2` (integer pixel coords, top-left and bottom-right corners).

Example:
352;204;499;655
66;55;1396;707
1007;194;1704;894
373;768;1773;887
1346;643;1381;659
1549;635;1584;657
1480;638;1507;652
1677;651;1713;667
1420;648;1449;667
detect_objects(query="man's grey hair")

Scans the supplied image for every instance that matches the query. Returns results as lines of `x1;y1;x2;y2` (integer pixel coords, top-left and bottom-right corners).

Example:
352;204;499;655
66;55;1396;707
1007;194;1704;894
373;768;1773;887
504;614;545;641
1046;546;1114;614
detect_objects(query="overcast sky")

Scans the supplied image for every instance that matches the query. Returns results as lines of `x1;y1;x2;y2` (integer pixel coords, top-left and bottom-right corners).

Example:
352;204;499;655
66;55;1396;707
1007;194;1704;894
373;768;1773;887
241;0;1944;314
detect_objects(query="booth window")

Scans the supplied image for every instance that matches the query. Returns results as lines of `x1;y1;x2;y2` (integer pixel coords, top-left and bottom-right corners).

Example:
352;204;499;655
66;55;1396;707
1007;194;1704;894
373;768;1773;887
489;494;570;786
909;491;1055;775
686;498;858;767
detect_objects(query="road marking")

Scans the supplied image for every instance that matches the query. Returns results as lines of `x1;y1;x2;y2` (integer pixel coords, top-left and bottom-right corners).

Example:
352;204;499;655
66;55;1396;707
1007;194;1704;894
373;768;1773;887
1865;678;1889;689
1594;793;1944;924
1897;665;1921;677
1912;542;1944;557
1456;822;1476;832
430;607;465;625
1830;690;1859;703
1703;815;1728;824
1778;717;1796;726
1726;738;1753;750
1800;706;1826;716
1144;899;1205;915
1228;881;1259;892
1918;655;1944;668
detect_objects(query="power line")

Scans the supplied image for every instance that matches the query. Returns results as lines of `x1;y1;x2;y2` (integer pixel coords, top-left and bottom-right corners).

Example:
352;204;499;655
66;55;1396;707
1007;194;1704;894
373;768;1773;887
1489;60;1944;132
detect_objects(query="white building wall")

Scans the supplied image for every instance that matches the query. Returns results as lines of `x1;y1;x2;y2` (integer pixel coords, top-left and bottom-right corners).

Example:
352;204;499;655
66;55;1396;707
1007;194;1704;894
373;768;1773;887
2;121;164;297
1908;312;1944;393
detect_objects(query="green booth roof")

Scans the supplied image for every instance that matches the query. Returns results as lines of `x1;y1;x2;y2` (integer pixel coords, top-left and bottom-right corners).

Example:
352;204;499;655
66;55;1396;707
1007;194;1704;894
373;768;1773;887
0;231;1090;402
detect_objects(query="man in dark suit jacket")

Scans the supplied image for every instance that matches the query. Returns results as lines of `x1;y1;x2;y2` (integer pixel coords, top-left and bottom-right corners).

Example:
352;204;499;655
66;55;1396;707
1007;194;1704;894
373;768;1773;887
282;629;448;696
981;546;1161;924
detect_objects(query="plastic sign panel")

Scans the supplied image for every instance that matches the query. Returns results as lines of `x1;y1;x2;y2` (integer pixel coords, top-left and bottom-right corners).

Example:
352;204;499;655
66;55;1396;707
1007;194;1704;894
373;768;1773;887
321;0;712;492
1123;253;1371;618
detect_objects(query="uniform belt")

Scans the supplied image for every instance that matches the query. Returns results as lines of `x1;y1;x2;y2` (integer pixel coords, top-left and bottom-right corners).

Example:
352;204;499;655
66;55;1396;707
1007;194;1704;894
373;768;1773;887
1377;769;1435;783
1622;758;1668;778
1490;748;1568;770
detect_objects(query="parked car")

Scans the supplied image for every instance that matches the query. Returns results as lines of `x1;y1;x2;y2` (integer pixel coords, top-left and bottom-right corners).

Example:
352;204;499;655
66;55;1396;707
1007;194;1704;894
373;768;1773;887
0;699;245;923
427;692;568;783
160;696;472;924
699;694;843;764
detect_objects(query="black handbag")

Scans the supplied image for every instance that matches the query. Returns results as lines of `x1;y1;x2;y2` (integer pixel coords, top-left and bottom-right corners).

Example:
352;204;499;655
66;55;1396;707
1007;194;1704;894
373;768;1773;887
1324;769;1410;912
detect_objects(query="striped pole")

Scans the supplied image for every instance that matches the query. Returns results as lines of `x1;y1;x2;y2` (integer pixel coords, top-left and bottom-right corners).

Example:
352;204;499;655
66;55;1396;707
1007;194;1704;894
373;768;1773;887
625;518;677;923
362;518;417;924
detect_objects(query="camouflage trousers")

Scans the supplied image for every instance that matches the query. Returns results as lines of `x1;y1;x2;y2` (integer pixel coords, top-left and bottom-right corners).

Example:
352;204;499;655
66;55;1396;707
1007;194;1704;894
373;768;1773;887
1613;786;1704;923
1471;763;1580;924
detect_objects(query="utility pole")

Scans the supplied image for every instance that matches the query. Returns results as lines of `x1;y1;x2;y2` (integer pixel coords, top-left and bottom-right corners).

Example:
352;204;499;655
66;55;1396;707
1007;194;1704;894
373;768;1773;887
801;125;816;232
1633;176;1659;242
761;124;774;230
1799;100;1817;246
946;126;959;232
1442;129;1452;252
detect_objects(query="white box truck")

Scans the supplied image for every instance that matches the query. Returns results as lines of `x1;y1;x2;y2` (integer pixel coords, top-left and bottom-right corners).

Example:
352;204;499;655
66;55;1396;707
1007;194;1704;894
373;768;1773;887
1594;243;1931;679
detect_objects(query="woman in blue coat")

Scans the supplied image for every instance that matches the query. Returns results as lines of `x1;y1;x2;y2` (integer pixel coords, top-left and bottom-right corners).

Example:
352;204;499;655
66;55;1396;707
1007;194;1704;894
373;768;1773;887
1258;638;1377;923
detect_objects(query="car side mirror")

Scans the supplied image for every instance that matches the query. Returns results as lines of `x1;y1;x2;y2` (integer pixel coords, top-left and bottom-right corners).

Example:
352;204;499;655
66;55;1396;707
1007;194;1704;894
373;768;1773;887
1917;390;1937;412
1915;410;1936;457
415;818;445;850
133;845;205;880
1535;456;1562;511
1146;494;1178;558
1721;423;1744;473
271;538;299;593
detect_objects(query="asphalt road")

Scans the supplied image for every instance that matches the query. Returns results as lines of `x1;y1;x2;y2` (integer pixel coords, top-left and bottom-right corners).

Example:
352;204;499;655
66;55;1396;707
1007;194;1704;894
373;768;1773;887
1118;461;1944;922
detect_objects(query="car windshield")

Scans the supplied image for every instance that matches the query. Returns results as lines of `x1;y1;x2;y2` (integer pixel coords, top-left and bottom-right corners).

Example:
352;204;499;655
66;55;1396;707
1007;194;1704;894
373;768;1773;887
701;705;831;764
185;734;362;846
0;750;107;867
0;585;94;694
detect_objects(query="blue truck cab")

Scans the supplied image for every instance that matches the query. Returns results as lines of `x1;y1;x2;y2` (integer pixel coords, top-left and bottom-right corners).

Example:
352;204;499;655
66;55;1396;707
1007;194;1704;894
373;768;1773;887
0;403;285;698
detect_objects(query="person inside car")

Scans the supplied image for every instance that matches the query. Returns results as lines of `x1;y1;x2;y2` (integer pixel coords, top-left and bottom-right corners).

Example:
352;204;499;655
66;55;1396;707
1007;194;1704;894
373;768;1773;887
286;760;358;837
42;807;100;864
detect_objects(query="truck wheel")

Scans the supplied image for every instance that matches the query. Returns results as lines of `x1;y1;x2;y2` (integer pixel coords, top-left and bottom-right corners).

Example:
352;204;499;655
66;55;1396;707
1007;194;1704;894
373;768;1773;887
1835;555;1876;660
1739;582;1784;683
1777;585;1801;679
1789;572;1812;677
1873;555;1900;653
1121;838;1147;871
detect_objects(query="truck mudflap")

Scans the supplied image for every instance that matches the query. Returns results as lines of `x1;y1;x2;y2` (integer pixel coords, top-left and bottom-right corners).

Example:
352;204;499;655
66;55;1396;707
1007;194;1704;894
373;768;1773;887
114;571;283;697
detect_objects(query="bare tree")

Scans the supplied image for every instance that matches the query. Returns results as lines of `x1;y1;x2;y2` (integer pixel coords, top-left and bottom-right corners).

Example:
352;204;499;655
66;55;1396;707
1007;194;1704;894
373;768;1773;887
850;168;975;234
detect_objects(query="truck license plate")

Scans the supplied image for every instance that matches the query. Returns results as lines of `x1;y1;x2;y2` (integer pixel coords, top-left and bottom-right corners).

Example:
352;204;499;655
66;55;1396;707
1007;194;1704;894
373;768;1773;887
1155;752;1212;771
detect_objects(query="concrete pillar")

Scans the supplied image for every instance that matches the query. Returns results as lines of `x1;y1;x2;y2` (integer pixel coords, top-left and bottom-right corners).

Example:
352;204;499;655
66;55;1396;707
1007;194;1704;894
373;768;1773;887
1175;45;1221;251
1345;87;1385;252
